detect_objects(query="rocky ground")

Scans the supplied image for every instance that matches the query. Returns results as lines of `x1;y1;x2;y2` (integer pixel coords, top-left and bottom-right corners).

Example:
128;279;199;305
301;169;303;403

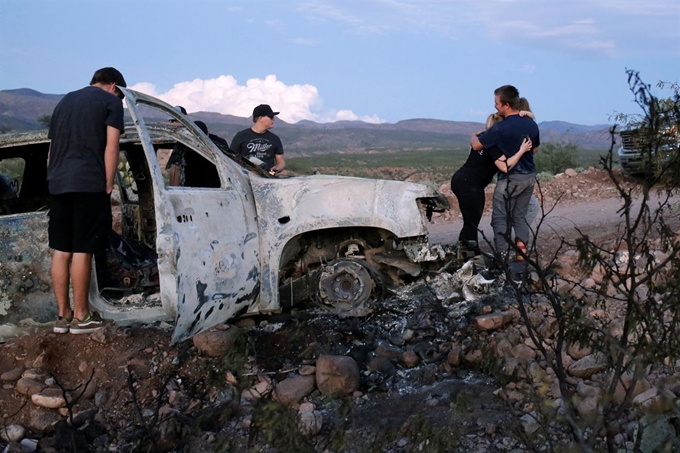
1;168;680;453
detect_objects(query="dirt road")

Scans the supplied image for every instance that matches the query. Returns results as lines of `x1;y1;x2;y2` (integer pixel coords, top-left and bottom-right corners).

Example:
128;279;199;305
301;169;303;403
429;171;680;253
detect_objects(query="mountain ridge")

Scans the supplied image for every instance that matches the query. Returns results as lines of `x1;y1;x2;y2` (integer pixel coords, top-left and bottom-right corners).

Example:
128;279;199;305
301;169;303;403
0;88;616;153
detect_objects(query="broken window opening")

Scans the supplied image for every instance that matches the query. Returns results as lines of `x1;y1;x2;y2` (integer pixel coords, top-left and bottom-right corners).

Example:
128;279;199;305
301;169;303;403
153;123;222;189
0;146;49;216
98;143;161;307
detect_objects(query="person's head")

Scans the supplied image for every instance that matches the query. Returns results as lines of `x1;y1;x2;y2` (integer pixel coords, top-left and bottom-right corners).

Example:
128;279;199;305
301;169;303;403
169;105;187;123
518;97;532;113
194;120;208;135
485;113;503;130
90;67;126;99
493;85;521;115
252;104;279;131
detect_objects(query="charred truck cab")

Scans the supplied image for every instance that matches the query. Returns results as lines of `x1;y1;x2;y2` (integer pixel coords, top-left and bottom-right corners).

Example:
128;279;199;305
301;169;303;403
0;88;450;344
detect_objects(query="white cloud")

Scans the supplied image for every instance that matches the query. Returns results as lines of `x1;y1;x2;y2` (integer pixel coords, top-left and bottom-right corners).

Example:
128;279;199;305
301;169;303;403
129;74;384;124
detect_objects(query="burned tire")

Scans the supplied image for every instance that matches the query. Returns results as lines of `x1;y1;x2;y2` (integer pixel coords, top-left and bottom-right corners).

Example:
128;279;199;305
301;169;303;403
317;258;385;313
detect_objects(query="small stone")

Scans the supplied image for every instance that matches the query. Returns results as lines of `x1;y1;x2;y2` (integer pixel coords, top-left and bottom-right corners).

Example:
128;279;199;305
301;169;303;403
402;350;420;368
1;367;24;382
463;349;483;364
568;354;607;378
510;344;536;360
520;412;540;434
0;423;25;442
27;408;61;431
21;369;46;381
447;345;462;367
31;388;67;409
316;355;360;396
78;361;90;375
20;438;38;452
91;324;117;344
94;389;109;407
375;343;402;360
474;313;511;331
402;329;415;342
298;409;323;436
72;408;98;427
15;378;46;396
193;326;242;357
367;357;396;376
226;371;238;385
272;375;316;406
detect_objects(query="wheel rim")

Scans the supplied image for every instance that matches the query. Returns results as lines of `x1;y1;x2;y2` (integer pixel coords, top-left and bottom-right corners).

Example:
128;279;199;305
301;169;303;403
317;259;375;310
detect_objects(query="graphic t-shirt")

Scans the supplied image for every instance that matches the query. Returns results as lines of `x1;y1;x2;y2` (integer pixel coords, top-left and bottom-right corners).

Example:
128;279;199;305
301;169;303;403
230;128;284;170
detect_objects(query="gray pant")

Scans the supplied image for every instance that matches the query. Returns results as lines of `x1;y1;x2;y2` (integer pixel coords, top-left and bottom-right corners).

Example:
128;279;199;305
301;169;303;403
525;194;540;229
491;173;536;252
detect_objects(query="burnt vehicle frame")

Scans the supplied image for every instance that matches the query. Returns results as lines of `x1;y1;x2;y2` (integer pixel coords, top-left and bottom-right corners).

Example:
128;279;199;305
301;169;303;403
0;88;450;344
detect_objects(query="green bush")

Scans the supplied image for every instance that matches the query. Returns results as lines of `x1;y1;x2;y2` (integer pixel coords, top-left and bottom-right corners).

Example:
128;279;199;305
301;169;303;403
534;142;578;175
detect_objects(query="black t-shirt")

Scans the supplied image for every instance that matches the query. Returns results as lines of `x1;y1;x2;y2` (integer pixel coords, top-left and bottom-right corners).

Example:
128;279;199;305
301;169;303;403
48;86;124;194
479;115;540;177
456;140;504;187
230;128;283;170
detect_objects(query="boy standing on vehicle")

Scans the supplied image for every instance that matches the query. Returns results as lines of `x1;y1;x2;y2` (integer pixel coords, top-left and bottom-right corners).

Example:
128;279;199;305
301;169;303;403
230;104;285;176
47;67;126;334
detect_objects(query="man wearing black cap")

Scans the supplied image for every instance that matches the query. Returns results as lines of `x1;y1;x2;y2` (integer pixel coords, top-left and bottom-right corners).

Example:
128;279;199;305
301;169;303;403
230;104;285;175
47;67;126;334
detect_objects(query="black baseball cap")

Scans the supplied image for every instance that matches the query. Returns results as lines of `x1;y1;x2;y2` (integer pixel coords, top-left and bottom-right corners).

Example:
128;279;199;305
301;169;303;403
253;104;279;119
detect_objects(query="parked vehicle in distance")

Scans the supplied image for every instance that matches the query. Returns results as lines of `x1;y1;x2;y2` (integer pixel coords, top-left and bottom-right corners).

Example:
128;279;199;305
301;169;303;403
0;88;450;344
618;127;678;175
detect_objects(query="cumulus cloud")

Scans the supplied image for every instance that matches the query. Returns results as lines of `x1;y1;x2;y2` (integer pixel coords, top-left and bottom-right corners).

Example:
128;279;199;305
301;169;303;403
129;74;384;124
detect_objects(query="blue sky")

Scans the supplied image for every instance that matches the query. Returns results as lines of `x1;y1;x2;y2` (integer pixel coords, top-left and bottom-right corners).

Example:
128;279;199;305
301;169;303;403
0;0;678;125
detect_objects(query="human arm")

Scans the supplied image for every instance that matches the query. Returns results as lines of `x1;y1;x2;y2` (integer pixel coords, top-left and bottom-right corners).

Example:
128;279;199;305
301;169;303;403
270;154;285;175
471;132;484;151
494;138;532;173
519;110;535;119
104;125;121;194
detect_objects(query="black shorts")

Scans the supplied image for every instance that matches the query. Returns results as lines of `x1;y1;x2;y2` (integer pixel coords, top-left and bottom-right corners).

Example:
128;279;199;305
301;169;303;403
48;192;111;254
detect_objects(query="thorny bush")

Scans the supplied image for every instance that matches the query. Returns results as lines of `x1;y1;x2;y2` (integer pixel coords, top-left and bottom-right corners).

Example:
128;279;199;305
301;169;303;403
500;70;680;453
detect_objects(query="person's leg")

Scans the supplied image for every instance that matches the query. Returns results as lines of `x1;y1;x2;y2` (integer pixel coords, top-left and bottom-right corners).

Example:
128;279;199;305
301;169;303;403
48;193;74;321
525;194;540;231
452;173;485;245
51;250;73;318
491;177;512;253
71;252;93;321
511;175;536;244
70;192;112;322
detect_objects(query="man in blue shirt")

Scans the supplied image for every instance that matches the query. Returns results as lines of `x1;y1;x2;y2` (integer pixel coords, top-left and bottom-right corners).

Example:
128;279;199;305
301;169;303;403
471;85;540;259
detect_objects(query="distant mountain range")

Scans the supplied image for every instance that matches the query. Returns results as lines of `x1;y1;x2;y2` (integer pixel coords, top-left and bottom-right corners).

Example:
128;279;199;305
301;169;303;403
0;88;615;155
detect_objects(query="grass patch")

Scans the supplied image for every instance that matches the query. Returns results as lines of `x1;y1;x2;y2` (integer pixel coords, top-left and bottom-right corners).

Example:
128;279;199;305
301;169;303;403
287;145;609;184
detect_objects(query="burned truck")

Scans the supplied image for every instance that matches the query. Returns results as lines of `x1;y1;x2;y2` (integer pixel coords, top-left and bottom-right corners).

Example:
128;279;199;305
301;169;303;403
0;88;450;344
